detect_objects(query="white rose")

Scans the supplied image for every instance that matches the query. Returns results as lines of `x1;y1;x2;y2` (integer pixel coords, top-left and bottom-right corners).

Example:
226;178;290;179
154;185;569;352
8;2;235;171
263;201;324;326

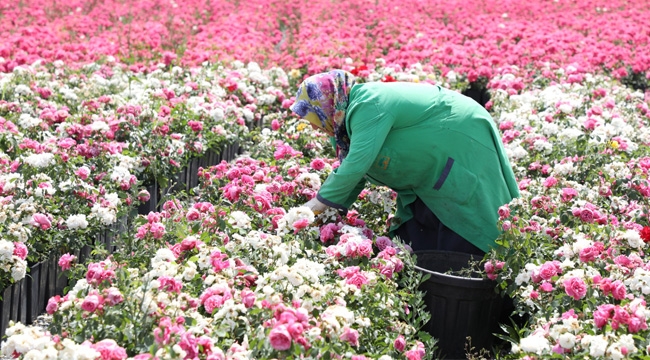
11;257;27;281
0;239;15;262
520;334;550;354
66;214;89;230
558;332;576;349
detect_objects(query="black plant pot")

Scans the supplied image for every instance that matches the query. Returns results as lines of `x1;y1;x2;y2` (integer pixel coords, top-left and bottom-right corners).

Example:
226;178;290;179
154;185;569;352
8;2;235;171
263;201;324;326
414;250;504;360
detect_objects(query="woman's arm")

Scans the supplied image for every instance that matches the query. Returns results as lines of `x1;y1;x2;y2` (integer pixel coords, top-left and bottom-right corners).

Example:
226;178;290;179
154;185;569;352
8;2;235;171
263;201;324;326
317;100;394;210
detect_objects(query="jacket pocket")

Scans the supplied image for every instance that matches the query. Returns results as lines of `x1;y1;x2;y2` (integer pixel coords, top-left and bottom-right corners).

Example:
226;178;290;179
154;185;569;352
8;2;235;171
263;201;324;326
432;157;478;204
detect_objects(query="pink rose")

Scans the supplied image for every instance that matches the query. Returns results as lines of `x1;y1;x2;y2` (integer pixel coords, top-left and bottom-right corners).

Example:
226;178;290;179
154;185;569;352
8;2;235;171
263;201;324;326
269;324;292;351
497;205;510;219
240;289;255;308
179;332;200;358
579;208;594;223
75;166;90;180
405;342;426;360
543;176;558;187
104;287;124;306
352;240;371;258
57;138;77;149
46;296;60;314
210;250;230;272
180;236;200;251
12;242;28;260
58;253;76;271
563;277;587;300
538;261;560;280
159;276;183;293
187;121;203;132
339;327;359;347
579;246;599;263
279;310;298;325
561;187;578;202
539;282;554;292
81;294;101;312
137;189;150;202
394;334;406;352
292;218;310;233
319;223;339;243
561;309;578;319
150;222;166;239
337;266;360;278
346;272;369;289
288;322;304;339
32;213;52;230
628;316;646;333
375;236;394;251
186;208;201;221
310;158;326;171
204;295;226;314
612;306;630;330
132;355;153;360
92;339;128;360
611;280;627;300
86;262;103;284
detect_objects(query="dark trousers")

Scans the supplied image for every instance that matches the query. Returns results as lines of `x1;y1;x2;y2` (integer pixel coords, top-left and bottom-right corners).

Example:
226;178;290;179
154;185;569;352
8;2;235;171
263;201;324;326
393;198;485;256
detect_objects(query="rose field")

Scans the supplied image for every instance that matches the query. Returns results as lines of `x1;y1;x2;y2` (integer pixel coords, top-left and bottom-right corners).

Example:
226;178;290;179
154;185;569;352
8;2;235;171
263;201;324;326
0;0;650;359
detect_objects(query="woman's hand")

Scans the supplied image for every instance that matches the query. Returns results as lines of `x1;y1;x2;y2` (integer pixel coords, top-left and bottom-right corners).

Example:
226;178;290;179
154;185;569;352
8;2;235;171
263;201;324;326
304;197;329;214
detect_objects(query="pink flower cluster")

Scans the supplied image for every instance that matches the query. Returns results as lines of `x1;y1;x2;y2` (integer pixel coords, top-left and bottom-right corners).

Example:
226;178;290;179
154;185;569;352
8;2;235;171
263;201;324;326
46;287;123;315
169;235;203;258
2;0;650;80
200;157;332;223
158;276;183;294
483;259;505;280
58;253;76;270
372;246;404;280
12;241;28;260
185;201;216;225
337;266;369;289
209;250;231;273
86;260;117;286
135;212;167;240
593;300;649;333
152;316;217;359
273;141;303;161
571;202;608;224
88;339;128;360
324;233;374;259
266;303;312;351
199;283;233;314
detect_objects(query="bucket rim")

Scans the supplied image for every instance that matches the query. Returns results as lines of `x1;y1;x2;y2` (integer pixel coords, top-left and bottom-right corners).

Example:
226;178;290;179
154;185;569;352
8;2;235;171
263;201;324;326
413;264;492;282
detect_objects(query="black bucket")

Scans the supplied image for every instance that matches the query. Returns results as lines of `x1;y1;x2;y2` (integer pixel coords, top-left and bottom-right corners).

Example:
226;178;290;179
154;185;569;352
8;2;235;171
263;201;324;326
415;251;504;360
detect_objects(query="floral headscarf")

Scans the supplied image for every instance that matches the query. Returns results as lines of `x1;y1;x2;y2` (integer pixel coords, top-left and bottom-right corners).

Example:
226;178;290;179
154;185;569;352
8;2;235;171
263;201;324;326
290;70;356;161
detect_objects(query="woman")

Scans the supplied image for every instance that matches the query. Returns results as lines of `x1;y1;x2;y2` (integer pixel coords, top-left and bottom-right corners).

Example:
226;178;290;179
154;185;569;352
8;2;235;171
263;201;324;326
290;70;519;255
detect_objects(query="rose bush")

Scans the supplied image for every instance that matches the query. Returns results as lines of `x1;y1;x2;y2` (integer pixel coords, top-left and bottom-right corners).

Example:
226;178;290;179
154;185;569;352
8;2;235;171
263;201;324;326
484;67;650;358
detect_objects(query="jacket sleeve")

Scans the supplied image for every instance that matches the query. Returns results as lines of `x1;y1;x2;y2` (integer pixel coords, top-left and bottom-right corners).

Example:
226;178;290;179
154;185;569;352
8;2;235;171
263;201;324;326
317;101;393;210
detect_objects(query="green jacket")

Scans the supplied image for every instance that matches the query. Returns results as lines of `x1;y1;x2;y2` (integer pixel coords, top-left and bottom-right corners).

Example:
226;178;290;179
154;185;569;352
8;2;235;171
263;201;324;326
316;82;519;252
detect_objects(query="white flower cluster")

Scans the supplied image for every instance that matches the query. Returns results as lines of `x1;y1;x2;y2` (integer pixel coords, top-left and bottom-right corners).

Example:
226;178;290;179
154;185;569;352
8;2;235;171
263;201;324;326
65;214;89;230
0;322;101;359
17;113;42;129
22;152;55;168
296;172;322;190
275;206;315;236
0;239;26;281
625;268;650;295
228;210;252;229
89;193;121;226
